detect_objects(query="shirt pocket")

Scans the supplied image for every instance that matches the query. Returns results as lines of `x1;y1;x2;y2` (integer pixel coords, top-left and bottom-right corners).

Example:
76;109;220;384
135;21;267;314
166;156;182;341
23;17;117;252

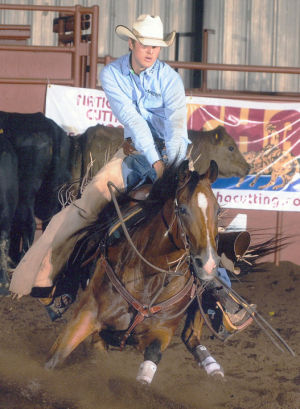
144;91;163;110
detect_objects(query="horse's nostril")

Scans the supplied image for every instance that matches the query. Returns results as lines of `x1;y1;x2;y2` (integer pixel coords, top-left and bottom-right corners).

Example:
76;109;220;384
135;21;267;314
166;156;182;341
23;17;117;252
194;257;203;268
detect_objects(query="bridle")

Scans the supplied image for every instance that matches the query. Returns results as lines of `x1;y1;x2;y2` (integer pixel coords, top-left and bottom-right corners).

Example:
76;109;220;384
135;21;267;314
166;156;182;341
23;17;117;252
107;180;193;276
104;179;206;348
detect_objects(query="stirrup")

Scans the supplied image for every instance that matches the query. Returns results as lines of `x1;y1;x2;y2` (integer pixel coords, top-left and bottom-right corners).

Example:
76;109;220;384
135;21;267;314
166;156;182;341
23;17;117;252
216;301;256;332
45;293;73;321
37;286;56;306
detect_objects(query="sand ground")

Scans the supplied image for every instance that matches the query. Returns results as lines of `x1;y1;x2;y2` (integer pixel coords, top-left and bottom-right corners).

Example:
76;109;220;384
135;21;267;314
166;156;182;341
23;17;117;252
0;261;299;409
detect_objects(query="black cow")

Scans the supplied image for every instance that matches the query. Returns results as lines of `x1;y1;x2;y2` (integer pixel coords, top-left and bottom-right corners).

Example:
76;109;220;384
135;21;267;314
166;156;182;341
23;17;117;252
0;111;71;265
0;134;18;293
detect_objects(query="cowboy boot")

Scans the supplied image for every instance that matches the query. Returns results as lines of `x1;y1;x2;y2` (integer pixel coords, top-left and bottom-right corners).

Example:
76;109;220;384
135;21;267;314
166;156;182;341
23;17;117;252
212;284;255;337
202;281;255;341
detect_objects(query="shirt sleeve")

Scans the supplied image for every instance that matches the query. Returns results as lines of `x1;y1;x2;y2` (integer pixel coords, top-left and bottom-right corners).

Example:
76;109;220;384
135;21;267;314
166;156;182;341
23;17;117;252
162;69;189;163
100;65;161;165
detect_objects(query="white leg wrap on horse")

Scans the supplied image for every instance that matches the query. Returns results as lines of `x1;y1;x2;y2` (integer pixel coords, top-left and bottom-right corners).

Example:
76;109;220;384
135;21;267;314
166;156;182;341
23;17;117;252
199;356;224;377
136;360;157;384
195;345;224;377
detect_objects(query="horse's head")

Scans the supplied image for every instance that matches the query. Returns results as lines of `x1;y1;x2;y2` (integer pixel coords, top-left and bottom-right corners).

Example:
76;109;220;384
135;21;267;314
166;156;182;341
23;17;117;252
175;160;220;281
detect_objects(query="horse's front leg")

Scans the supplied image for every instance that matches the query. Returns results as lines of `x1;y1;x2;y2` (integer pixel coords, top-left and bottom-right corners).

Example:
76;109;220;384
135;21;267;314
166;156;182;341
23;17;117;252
136;339;162;384
136;324;178;385
45;296;101;369
182;303;224;378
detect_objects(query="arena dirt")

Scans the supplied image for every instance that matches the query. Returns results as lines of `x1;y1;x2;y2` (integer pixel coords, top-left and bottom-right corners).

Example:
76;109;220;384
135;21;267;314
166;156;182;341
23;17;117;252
0;261;299;409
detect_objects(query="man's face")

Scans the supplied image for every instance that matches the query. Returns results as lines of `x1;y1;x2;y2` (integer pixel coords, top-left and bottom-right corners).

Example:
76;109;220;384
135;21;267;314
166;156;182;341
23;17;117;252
129;39;161;74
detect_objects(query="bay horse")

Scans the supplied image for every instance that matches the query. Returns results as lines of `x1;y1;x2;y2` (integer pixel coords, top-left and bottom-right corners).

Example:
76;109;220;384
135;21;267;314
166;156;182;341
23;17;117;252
45;160;220;382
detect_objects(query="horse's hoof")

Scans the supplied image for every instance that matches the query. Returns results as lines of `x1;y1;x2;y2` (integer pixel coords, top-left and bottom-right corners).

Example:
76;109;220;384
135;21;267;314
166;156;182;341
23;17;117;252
44;362;52;370
45;357;56;370
209;368;225;378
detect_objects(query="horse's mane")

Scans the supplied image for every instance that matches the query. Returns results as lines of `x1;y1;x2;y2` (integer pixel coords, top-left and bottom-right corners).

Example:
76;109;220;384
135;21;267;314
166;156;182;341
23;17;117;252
145;161;201;207
85;161;182;237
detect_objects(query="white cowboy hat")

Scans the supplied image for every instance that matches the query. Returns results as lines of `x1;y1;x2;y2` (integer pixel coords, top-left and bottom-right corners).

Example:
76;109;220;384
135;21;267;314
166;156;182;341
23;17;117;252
115;14;176;47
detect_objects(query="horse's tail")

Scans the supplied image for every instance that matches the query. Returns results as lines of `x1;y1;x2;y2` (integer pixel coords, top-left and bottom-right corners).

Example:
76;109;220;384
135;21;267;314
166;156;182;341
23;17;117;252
236;234;292;275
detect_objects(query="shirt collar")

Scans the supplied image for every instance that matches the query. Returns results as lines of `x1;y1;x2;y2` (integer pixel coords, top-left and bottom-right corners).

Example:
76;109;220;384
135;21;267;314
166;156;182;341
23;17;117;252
121;53;131;75
122;53;159;76
144;59;159;76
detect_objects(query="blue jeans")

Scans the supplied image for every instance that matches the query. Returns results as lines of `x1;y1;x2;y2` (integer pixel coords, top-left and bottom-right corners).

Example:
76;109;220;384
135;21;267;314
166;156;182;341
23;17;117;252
217;267;232;287
122;154;157;191
122;144;169;192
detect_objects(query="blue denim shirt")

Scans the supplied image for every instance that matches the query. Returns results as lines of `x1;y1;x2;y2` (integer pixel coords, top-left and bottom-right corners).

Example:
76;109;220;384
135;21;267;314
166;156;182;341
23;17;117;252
100;53;189;166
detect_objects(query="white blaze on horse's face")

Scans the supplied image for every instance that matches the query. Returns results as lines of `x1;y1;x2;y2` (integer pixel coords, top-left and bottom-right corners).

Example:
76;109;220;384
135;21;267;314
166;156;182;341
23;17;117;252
197;192;208;211
197;192;217;276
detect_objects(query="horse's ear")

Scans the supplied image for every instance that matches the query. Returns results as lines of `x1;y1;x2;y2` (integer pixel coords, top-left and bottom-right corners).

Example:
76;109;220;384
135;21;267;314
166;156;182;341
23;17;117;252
205;160;218;184
177;159;190;185
212;126;224;145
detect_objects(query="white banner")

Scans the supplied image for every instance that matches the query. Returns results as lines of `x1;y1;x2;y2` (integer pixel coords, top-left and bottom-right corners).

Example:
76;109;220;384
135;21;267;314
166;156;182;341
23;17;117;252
45;85;300;211
45;84;122;135
214;189;300;212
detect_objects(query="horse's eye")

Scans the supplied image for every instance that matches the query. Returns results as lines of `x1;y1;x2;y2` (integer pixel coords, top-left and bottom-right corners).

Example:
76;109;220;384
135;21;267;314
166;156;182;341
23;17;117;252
228;146;234;152
178;205;187;215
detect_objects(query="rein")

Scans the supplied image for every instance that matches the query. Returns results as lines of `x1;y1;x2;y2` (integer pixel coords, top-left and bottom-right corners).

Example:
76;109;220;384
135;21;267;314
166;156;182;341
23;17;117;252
161;208;180;250
105;179;206;348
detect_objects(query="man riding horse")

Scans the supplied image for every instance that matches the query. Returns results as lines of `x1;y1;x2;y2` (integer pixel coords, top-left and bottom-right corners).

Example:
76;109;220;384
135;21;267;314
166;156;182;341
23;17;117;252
10;15;252;340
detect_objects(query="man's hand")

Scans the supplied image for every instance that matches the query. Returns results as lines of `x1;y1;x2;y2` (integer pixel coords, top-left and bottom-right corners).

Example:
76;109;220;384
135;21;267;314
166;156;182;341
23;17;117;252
122;138;136;155
152;160;165;179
